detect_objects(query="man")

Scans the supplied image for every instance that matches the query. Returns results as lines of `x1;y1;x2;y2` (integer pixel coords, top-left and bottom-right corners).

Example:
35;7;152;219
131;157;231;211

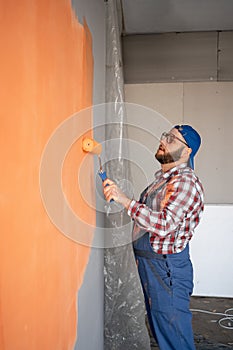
103;125;204;350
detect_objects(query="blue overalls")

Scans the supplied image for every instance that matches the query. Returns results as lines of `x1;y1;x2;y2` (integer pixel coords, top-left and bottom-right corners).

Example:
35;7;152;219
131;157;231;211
133;181;196;350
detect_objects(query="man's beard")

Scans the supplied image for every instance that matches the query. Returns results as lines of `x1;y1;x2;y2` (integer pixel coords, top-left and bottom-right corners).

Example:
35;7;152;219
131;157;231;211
155;146;184;164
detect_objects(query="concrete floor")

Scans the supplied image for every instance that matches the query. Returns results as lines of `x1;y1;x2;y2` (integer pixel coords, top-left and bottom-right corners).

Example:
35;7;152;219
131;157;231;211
149;296;233;350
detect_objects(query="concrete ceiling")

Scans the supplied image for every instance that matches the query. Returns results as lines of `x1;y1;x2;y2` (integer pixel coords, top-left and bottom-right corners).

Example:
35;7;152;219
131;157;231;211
121;0;233;35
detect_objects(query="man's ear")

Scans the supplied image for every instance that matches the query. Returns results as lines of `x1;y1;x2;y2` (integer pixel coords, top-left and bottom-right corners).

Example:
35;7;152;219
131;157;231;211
182;146;192;159
187;147;192;157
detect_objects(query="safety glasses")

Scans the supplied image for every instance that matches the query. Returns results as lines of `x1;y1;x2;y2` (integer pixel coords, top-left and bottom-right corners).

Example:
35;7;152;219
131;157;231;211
160;132;189;147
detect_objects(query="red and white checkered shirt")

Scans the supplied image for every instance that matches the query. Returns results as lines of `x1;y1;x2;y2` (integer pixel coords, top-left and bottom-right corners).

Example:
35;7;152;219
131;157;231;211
128;163;204;254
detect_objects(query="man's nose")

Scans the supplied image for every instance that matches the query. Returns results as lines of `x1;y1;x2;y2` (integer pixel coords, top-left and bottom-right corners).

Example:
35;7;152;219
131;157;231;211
160;138;167;147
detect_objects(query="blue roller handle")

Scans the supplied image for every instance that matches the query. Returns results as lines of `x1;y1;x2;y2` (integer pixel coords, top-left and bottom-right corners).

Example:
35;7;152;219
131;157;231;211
98;171;114;202
98;170;108;182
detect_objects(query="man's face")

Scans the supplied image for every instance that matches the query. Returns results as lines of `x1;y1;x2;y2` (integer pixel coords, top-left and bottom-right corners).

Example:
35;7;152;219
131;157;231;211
155;128;187;165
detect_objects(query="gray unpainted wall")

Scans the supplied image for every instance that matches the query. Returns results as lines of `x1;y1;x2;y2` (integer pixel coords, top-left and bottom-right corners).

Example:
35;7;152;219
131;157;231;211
71;0;105;349
122;31;233;83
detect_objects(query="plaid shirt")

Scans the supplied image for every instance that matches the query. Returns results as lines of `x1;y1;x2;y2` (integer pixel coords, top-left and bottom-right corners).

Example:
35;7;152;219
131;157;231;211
128;163;204;254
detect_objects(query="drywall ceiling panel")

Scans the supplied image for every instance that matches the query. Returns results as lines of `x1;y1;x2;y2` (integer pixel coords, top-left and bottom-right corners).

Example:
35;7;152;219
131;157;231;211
121;0;233;34
122;32;217;83
218;31;233;81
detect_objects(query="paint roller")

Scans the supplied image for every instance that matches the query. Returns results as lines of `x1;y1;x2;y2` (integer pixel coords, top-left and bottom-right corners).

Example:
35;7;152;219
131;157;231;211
82;137;113;201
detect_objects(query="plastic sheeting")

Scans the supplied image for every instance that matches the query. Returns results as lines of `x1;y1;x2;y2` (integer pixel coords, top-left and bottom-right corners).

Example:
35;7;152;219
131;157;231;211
104;0;151;349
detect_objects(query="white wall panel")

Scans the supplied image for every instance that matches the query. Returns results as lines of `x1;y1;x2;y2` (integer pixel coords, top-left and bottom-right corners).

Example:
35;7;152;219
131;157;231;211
191;205;233;297
125;83;183;199
125;83;183;124
125;82;233;204
183;82;233;204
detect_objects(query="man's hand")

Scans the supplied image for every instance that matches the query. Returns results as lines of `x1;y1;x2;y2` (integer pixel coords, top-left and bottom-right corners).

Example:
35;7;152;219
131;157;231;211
103;178;132;210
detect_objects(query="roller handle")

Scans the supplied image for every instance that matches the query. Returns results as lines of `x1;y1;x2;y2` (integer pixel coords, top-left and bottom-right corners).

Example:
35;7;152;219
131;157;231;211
98;171;114;202
98;170;107;182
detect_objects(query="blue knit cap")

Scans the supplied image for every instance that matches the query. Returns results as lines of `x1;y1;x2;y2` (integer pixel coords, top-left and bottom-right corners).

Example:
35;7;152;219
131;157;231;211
174;125;201;169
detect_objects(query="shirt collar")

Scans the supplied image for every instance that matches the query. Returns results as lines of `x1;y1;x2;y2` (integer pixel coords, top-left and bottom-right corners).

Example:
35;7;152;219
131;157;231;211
155;163;188;180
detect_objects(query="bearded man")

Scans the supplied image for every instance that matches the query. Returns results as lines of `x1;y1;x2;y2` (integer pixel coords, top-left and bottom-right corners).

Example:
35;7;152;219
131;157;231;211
103;125;204;350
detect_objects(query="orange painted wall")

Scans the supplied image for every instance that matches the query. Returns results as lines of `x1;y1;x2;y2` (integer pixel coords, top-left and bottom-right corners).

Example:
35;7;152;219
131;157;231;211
0;1;94;349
